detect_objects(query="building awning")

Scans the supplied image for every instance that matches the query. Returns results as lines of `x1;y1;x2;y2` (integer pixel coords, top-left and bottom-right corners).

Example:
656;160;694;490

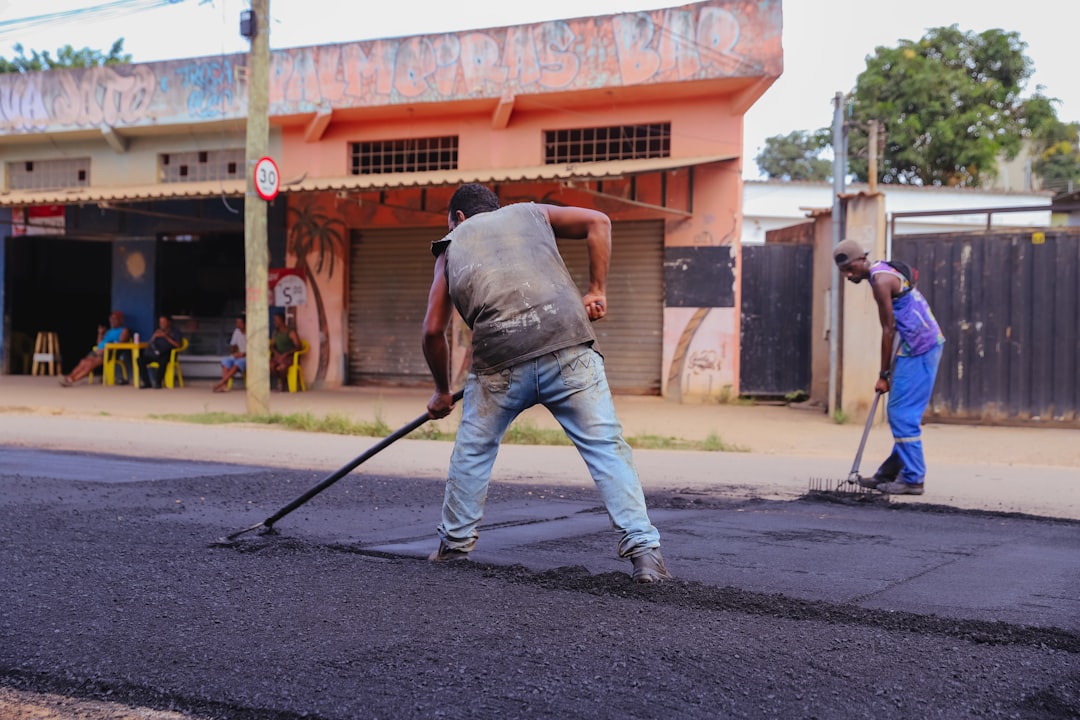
0;180;246;208
0;155;736;207
286;155;737;193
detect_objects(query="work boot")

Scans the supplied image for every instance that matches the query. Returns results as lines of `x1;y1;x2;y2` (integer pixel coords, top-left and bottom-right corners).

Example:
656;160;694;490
876;480;925;495
428;541;470;562
630;548;673;584
856;475;881;490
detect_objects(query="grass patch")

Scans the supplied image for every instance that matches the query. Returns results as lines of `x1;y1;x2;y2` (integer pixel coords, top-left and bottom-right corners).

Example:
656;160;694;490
503;421;573;446
153;412;747;452
151;411;394;437
627;430;747;452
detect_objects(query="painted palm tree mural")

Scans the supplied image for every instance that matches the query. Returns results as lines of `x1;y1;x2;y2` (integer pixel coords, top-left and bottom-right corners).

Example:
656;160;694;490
286;201;346;383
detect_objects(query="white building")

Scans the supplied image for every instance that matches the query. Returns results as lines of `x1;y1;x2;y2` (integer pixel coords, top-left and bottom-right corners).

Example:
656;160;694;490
742;180;1054;245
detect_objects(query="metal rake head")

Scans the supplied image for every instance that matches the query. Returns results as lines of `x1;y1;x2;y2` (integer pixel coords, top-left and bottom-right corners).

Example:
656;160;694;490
806;476;890;503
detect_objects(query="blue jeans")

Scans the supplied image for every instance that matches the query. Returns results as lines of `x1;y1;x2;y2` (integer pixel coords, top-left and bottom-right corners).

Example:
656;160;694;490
437;343;661;558
222;356;247;372
885;343;943;484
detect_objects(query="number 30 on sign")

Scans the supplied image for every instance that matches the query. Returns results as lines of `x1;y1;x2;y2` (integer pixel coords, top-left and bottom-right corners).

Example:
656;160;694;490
254;157;280;201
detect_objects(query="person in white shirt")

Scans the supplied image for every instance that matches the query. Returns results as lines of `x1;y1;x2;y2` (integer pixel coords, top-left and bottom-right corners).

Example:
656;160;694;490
213;315;247;393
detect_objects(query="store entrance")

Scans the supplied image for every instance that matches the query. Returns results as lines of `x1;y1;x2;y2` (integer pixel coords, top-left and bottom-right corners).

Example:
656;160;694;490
155;232;245;360
4;236;111;375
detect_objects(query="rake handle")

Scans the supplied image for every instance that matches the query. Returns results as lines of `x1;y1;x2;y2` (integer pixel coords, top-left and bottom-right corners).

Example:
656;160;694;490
848;390;882;479
226;389;464;540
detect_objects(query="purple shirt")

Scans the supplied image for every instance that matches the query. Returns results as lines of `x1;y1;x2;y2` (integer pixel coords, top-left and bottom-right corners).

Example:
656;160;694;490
870;261;945;356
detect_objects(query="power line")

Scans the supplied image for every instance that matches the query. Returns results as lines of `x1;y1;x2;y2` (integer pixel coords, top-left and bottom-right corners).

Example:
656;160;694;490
0;0;186;39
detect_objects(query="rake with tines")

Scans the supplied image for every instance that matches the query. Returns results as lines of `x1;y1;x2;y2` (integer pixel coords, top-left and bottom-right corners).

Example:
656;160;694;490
808;390;888;499
214;389;464;545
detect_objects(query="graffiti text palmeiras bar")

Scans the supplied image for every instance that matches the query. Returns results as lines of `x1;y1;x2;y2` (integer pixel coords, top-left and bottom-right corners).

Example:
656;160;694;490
0;0;780;134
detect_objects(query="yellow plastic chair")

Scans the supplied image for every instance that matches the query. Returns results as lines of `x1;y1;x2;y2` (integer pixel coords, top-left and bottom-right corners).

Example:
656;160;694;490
147;338;189;388
226;340;306;391
287;340;310;393
90;345;130;385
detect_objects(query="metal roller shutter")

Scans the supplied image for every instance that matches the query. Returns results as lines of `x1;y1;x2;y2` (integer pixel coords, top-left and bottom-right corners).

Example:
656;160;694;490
347;220;664;394
348;227;441;385
557;221;664;395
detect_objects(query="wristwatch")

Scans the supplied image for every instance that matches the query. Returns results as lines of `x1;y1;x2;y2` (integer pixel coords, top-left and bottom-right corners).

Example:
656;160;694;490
879;370;891;380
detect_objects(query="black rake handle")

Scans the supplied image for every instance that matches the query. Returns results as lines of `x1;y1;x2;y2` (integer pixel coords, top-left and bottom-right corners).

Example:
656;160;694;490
224;389;464;541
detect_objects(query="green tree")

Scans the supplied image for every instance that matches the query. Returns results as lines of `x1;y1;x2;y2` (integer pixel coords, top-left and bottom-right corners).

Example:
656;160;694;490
847;25;1035;187
755;129;833;181
1022;94;1080;192
0;39;131;73
1034;130;1080;193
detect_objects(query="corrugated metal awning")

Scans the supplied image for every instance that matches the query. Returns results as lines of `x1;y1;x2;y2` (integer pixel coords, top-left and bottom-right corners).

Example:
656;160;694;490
0;155;736;207
287;155;737;193
0;180;246;207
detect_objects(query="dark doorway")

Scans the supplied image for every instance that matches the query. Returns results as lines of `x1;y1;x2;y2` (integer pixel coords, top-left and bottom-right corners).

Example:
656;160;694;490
5;236;111;374
156;232;245;318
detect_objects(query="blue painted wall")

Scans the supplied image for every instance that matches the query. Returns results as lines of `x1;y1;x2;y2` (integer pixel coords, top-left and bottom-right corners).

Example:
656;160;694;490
112;239;157;340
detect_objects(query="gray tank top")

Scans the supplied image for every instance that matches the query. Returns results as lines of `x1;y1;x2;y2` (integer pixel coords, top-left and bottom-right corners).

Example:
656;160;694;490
441;203;596;373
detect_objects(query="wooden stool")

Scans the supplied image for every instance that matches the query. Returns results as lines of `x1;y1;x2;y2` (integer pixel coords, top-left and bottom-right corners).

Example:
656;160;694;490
32;331;60;376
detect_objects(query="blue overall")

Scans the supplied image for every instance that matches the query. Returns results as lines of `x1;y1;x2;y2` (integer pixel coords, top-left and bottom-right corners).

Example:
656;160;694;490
881;345;943;484
871;262;945;486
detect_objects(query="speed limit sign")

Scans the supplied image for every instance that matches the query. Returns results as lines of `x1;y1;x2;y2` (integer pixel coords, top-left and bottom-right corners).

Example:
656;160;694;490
253;156;280;201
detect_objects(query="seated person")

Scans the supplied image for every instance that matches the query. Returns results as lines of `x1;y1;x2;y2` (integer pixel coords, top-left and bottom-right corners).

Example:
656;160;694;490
269;313;301;391
213;315;247;393
137;315;183;389
60;310;129;386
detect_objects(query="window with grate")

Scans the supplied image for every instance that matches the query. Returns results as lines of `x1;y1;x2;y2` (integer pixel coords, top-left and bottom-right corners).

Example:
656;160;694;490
349;136;458;175
7;157;91;190
159;148;245;183
544;124;671;164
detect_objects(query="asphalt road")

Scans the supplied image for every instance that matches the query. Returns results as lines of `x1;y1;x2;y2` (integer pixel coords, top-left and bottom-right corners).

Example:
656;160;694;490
1;447;1078;720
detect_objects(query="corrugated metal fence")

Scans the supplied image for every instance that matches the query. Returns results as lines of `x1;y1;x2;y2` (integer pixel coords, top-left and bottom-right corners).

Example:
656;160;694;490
739;243;813;396
894;229;1080;425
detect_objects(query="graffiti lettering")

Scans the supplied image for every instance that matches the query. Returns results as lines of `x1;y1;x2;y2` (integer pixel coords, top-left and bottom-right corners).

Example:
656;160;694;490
268;6;743;105
535;22;579;88
394;37;436;98
502;26;542;87
51;66;156;127
0;76;50;131
688;349;719;372
3;1;758;131
614;7;741;85
696;7;741;65
50;66;156;127
657;9;702;77
613;14;662;85
430;35;461;96
313;46;347;101
459;33;509;93
175;59;235;118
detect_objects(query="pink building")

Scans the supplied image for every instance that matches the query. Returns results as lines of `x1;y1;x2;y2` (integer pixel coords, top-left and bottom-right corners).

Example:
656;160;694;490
0;0;782;399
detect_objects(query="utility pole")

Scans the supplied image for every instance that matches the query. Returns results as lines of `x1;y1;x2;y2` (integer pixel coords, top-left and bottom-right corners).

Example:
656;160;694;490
868;120;878;195
828;91;847;417
243;0;270;415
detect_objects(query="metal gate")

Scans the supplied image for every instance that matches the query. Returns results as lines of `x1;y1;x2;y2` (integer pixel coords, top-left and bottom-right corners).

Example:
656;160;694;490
739;244;813;396
894;229;1080;425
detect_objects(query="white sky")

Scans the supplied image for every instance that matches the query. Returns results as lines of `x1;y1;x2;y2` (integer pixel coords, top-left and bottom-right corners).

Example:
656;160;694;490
1;0;1075;179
